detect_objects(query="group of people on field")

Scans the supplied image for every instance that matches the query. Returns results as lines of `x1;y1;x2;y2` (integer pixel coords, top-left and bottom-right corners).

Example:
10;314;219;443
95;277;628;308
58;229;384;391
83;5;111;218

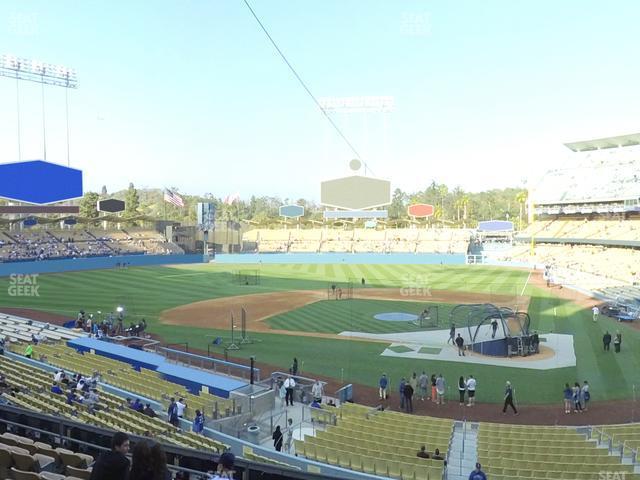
563;381;590;414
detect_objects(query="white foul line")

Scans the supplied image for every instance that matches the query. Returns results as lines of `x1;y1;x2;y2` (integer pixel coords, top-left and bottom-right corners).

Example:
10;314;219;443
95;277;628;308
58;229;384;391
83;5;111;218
520;269;533;297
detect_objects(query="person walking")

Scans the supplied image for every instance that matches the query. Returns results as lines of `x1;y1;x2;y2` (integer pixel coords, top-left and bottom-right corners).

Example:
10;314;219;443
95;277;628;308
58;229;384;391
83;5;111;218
284;376;296;406
455;334;466;356
581;380;590;411
447;324;456;344
614;331;622;353
404;381;414;413
399;377;406;410
491;318;498;339
458;376;466;405
291;358;299;376
502;381;518;415
284;418;294;453
469;462;487;480
466;375;476;406
563;383;572;414
572;382;583;413
436;374;446;405
418;371;429;401
272;425;283;452
379;373;388;400
603;331;612;351
592;305;599;322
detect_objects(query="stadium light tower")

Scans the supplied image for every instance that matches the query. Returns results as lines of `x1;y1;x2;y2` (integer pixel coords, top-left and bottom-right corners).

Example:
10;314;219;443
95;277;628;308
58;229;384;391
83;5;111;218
0;54;78;166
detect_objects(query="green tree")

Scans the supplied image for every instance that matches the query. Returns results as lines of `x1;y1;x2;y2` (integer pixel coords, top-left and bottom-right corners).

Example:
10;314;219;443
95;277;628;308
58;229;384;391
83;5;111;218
79;192;99;220
124;183;140;218
389;188;407;219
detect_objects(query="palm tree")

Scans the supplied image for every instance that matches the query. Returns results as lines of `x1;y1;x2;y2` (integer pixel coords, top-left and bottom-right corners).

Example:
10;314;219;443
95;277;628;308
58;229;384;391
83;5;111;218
516;191;528;230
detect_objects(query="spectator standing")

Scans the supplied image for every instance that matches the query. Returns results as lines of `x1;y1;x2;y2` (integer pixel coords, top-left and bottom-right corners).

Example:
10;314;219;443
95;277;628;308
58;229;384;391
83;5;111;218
430;374;437;403
418;371;428;401
563;383;572;414
455;334;465;356
284;376;296;406
458;376;466;405
466;375;476;406
311;380;323;403
469;462;487;480
436;374;446;405
89;432;130;480
129;439;170;480
502;381;518;415
193;410;205;434
614;331;622;353
399;377;406;410
581;381;590;411
292;358;299;376
272;425;283;452
603;331;612;351
167;398;179;427
409;372;418;393
404;381;414;413
379;373;388;400
572;382;583;413
176;397;187;418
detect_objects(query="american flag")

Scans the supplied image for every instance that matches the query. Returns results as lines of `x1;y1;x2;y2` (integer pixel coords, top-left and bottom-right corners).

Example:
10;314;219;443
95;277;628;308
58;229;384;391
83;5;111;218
163;189;184;207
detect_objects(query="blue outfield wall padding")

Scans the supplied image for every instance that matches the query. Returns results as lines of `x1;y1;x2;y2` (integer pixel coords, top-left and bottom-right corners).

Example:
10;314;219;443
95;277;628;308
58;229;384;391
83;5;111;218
215;252;467;265
66;337;248;398
0;253;206;276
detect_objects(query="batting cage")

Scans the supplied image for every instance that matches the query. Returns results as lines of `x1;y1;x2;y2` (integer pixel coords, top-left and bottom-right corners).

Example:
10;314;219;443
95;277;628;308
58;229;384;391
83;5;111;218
234;269;260;285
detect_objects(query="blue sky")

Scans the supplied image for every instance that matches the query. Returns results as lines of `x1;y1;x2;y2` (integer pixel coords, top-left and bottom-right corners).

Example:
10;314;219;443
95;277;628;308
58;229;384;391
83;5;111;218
0;0;639;200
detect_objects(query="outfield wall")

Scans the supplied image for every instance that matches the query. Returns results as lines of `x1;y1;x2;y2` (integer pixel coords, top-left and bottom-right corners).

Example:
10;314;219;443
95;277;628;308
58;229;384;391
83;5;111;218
214;252;466;264
0;253;206;276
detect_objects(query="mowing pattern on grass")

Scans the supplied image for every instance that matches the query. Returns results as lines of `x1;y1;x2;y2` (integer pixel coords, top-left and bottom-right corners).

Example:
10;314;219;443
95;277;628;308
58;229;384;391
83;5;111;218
0;263;639;403
266;299;452;335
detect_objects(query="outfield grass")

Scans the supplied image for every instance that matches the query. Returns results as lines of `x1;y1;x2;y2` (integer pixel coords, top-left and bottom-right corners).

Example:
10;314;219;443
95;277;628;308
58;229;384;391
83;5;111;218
0;262;638;404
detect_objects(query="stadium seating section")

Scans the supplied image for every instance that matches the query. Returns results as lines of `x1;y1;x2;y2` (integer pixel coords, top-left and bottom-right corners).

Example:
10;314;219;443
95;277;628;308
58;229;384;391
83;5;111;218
532;152;640;205
244;228;471;254
295;402;451;479
478;422;640;480
0;228;182;262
